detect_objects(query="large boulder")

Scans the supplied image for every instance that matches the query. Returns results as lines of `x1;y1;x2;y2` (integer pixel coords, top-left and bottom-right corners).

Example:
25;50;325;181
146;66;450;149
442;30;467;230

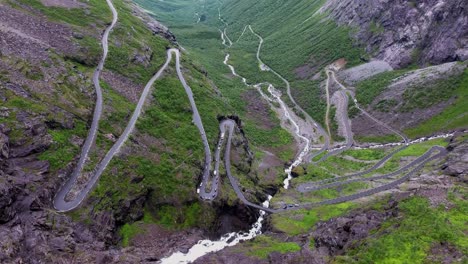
443;135;468;182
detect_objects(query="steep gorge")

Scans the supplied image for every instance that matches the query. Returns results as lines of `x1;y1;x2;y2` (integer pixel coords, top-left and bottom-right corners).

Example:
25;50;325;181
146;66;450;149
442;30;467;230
0;0;467;263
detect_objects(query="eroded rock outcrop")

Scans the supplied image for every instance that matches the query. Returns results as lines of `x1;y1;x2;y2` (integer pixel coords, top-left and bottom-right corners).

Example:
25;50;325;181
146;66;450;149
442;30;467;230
443;134;468;182
322;0;468;68
312;208;394;256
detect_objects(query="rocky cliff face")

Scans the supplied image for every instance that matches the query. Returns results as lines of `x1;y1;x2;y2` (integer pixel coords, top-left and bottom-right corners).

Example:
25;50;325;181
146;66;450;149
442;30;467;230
443;133;468;182
322;0;468;68
0;113;111;262
0;1;239;263
0;0;268;260
194;135;466;263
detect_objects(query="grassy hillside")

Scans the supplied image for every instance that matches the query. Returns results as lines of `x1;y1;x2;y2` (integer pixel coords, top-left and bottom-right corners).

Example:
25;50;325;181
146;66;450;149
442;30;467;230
135;0;367;130
2;0;269;237
220;0;366;78
404;68;468;137
5;0;296;240
335;192;468;263
352;64;468;138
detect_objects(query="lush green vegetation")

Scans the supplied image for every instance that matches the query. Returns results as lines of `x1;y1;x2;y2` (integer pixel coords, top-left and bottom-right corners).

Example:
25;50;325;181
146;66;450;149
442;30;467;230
137;76;206;151
116;202;217;247
106;0;171;84
299;165;334;183
294;179;369;204
394;138;448;158
4;95;47;113
405;68;468;138
226;30;283;88
135;0;368;132
38;121;87;171
243;235;301;259
91;62;229;211
244;119;293;148
131;3;296;151
219;0;367;79
366;138;448;176
355;69;410;106
342;148;386;161
335;192;468;263
400;70;465;112
100;81;136;135
152;203;203;229
348;101;360;118
14;0;111;27
290;79;327;127
271;202;355;236
317;155;375;175
119;222;142;247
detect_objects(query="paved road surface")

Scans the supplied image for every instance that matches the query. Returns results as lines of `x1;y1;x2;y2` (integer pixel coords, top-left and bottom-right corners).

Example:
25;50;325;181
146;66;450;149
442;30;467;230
212;25;447;213
297;145;443;193
54;0;118;212
54;42;215;209
330;70;409;143
220;119;447;213
248;25;329;162
55;5;450;215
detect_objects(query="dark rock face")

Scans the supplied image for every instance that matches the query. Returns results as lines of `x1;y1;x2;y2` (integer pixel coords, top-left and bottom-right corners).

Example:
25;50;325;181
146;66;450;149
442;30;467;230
213;201;259;237
0;113;130;262
443;135;468;182
0;112;91;260
132;45;153;67
195;252;269;264
312;209;393;256
130;2;177;44
323;0;468;68
113;193;148;225
0;98;264;263
0;4;79;62
426;242;465;264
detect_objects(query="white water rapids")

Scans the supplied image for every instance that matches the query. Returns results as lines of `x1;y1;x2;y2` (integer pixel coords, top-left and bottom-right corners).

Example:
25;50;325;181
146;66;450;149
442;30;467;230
161;19;314;263
159;16;461;261
222;53;311;190
160;196;272;264
265;85;311;189
328;132;455;152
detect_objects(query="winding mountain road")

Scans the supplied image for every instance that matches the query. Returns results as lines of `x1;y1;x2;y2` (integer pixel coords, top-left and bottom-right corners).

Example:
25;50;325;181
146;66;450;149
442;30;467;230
295;70;411;193
248;25;329;167
55;1;450;216
297;146;447;210
325;70;333;138
297;145;443;193
54;0;118;212
213;23;448;213
217;125;446;213
220;24;317;189
55;48;203;211
330;70;409;143
313;86;354;162
54;0;218;211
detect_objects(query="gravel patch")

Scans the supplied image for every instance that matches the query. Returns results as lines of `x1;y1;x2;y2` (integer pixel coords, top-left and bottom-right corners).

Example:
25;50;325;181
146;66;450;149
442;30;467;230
339;60;393;84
